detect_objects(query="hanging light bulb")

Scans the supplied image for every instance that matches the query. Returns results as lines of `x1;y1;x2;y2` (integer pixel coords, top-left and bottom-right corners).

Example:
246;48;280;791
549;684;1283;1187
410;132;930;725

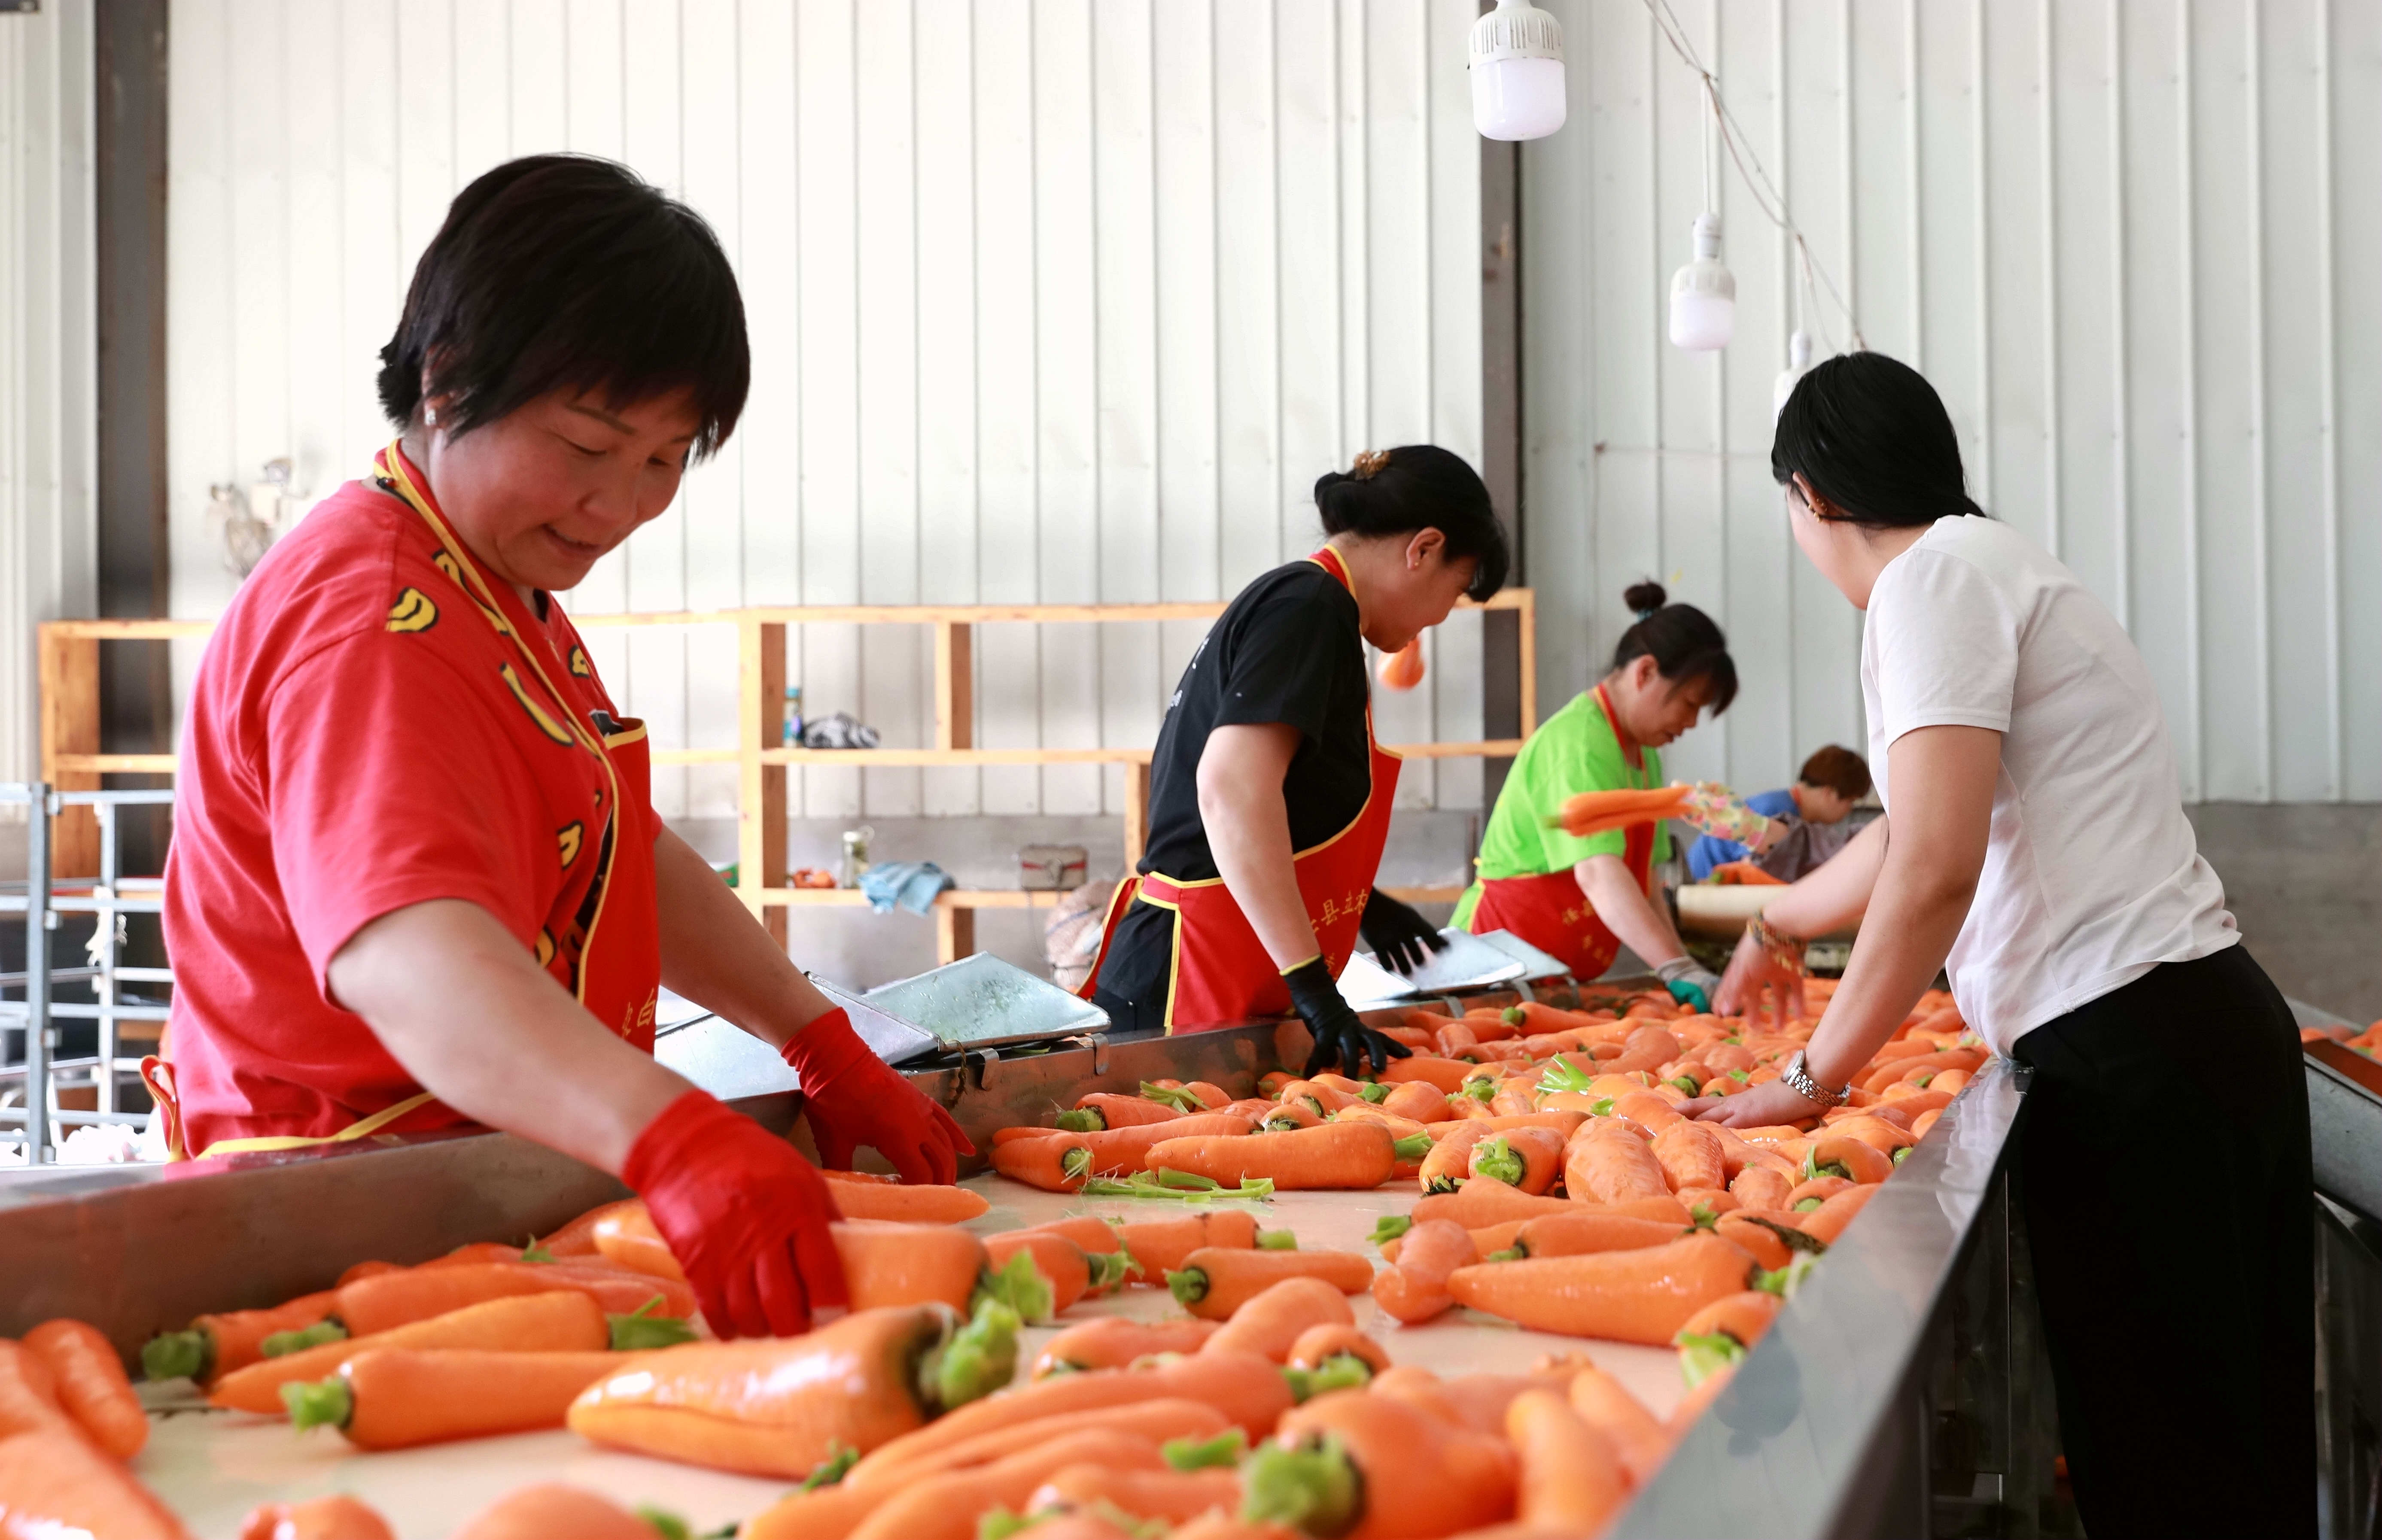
1469;0;1566;142
1667;212;1734;351
1773;329;1813;416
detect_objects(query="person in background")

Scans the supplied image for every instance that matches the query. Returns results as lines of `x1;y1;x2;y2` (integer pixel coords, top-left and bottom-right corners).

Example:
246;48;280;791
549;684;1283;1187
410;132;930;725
1692;351;2310;1539
1078;447;1507;1074
1451;583;1763;1011
1684;744;1872;881
158;156;969;1344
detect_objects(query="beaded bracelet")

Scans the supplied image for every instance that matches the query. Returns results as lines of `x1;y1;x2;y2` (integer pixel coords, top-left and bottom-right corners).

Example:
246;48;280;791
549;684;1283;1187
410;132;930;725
1746;913;1811;977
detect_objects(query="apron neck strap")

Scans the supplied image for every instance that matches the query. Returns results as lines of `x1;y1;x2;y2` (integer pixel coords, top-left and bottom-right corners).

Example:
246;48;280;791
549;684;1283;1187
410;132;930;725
1306;544;1354;594
1594;681;1645;773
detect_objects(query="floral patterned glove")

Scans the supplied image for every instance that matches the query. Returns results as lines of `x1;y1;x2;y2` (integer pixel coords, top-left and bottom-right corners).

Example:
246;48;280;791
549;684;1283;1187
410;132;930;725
1674;782;1777;852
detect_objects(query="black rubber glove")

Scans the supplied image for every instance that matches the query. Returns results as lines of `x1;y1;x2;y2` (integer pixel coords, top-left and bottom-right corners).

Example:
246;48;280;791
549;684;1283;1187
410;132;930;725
1284;956;1413;1078
1359;888;1445;976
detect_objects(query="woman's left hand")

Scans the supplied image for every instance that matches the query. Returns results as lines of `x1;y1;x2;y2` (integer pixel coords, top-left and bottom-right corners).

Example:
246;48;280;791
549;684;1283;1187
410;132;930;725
1679;1075;1823;1129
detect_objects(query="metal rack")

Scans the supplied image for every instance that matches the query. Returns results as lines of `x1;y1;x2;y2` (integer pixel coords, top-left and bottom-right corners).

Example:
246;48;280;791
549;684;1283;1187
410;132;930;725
0;783;175;1164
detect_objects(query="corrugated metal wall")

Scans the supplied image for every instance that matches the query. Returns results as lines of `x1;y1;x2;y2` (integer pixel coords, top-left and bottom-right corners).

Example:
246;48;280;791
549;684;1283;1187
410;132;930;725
1523;0;2380;804
0;0;98;783
164;0;1491;820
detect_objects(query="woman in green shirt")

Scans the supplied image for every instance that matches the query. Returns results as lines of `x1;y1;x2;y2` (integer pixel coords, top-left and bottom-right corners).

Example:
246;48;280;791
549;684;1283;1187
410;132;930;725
1454;582;1762;1007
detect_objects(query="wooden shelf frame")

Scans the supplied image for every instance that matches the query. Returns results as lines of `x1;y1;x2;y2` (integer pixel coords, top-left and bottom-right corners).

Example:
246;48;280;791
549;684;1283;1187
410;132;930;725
39;591;1536;960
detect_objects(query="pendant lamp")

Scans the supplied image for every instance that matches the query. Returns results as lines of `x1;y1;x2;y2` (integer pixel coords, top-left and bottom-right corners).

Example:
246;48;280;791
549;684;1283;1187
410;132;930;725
1773;329;1813;416
1469;0;1566;142
1667;213;1735;351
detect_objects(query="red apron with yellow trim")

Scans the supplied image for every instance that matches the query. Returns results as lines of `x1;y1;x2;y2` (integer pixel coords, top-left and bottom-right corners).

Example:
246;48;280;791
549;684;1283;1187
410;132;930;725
146;443;660;1160
1464;684;1656;980
1078;547;1400;1032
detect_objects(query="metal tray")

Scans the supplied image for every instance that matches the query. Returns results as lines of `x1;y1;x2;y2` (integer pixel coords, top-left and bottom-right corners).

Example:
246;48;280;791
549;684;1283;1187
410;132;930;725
859;951;1111;1054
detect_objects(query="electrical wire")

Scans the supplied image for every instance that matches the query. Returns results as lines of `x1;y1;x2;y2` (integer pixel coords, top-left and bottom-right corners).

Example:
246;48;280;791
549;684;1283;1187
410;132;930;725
1643;0;1867;352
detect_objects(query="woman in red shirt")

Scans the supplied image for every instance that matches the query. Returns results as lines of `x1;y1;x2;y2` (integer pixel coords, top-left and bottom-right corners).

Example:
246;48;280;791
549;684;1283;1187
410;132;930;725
158;155;967;1339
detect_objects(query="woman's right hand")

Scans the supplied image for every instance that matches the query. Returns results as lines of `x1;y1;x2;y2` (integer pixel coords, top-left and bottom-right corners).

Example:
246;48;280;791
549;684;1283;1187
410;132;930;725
1714;926;1807;1029
625;1090;848;1339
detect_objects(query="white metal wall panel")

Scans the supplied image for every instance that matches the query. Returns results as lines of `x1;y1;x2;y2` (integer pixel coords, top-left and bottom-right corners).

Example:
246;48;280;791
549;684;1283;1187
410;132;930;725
165;0;1488;818
1524;0;2377;803
0;0;98;783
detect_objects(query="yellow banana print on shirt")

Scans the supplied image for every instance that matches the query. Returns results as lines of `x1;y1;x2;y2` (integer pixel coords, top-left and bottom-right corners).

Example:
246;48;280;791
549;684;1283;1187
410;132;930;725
558;822;584;868
434;550;511;635
385;588;439;633
501;664;575;745
569;647;592;677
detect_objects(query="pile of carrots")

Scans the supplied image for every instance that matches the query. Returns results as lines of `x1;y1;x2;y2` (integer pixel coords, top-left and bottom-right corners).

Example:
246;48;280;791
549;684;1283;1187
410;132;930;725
2306;1018;2382;1060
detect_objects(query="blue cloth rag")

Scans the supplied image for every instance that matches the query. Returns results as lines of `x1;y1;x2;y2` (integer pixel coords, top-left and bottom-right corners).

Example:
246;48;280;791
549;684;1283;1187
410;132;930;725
860;860;956;916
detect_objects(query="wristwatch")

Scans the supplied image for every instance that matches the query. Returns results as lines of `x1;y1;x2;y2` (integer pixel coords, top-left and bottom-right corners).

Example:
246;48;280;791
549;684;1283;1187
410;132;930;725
1780;1050;1849;1109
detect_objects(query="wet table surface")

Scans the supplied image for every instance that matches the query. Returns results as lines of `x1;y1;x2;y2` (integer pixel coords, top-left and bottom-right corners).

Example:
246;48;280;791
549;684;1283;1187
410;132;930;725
139;1171;1684;1538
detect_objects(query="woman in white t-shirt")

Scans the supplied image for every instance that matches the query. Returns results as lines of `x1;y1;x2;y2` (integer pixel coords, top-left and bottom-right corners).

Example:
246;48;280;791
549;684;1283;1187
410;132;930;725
1685;352;2312;1539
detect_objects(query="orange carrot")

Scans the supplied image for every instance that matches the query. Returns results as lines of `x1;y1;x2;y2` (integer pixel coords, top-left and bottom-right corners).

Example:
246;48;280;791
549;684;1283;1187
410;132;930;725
1070;1093;1183;1130
0;1427;192;1538
1411;1180;1579;1229
23;1319;146;1460
1114;1211;1258;1282
1506;1388;1627;1535
1447;1233;1758;1343
1729;1165;1794;1209
286;1348;621;1449
1030;1464;1242;1526
1033;1317;1218;1377
1675;1186;1740;1218
849;1428;1168;1540
1566;1363;1673;1488
1798;1183;1880;1245
1563;1130;1673;1206
836;1221;991;1312
529;1197;640;1259
1786;1176;1856;1208
1203;1276;1356;1362
1650;1120;1727;1191
1378;1056;1477;1093
1028;1215;1125;1254
238;1494;396;1540
1667;1360;1737;1437
1262;1388;1515;1540
210;1291;610;1414
984;1230;1092;1316
1260;1098;1323;1131
1168;1248;1375;1321
849;1351;1295;1486
1146;1121;1405;1191
1034;1114;1259;1180
1417;1122;1489;1193
336;1258;696;1336
335;1260;402;1287
1677;1289;1780;1349
569;1301;1014;1479
144;1291;339;1385
1713;1214;1796;1272
825;1177;991;1224
450;1484;656;1540
993;1131;1095;1191
1910;1108;1945;1140
424;1242;527;1269
1285;1324;1388;1375
849;1398;1228;1493
1466;1125;1564;1195
593;1205;685;1280
1378;1080;1453;1124
0;1341;67;1440
1370;1218;1477;1325
1509;1211;1688;1261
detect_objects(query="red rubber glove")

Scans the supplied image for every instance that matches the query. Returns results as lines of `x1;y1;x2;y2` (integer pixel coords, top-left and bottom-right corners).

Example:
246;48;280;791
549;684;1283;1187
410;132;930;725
780;1006;976;1185
624;1089;848;1339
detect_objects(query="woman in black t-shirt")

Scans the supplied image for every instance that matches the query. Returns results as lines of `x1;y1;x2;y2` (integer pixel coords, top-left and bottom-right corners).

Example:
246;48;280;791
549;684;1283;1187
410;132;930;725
1082;447;1509;1076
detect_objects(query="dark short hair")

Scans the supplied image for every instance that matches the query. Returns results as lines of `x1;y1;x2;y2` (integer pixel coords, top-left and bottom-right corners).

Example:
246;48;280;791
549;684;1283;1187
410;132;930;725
1797;744;1873;800
378;155;749;459
1771;351;1984;528
1311;446;1510;601
1611;581;1737;714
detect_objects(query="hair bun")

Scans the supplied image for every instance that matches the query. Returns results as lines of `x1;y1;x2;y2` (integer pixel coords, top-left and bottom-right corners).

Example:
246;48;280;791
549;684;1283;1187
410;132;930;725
1622;580;1667;617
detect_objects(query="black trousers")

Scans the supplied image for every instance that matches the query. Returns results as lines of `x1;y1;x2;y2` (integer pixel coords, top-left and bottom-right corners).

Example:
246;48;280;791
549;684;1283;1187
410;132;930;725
2011;944;2316;1539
